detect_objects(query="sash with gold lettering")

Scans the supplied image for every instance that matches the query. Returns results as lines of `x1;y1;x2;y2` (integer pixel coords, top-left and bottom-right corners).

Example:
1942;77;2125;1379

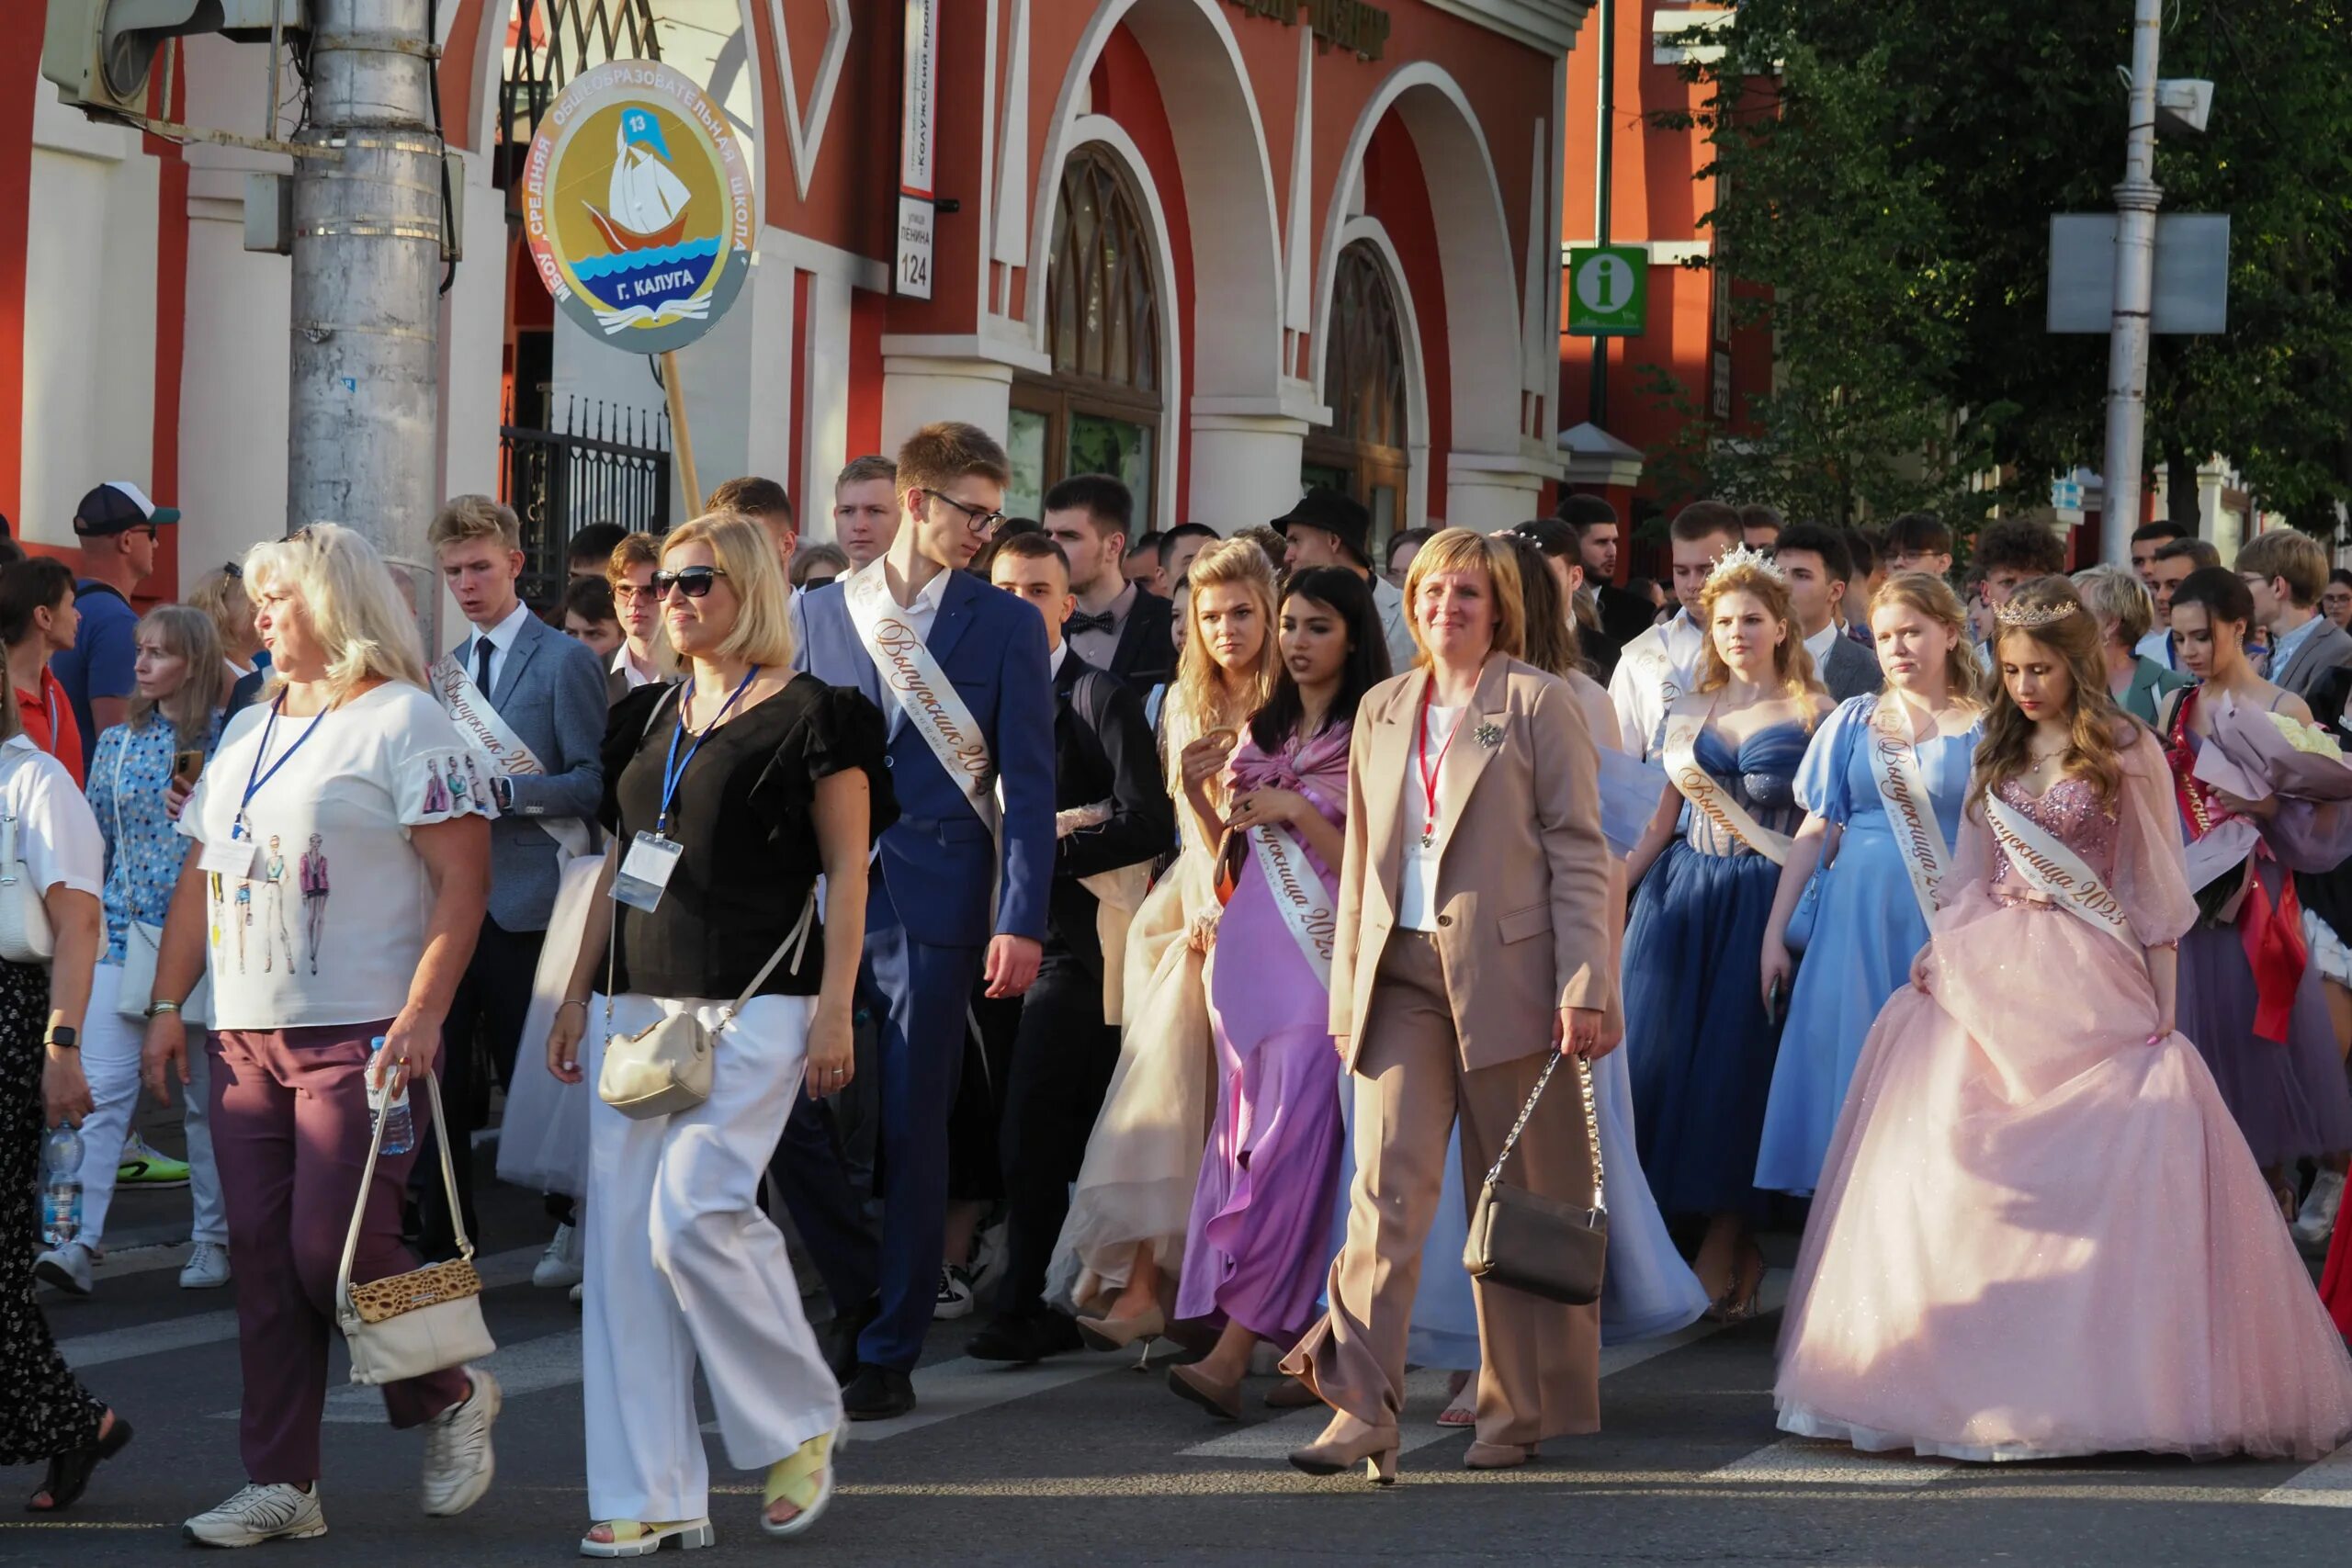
427;655;590;860
1982;790;2138;951
1660;708;1792;865
1865;699;1953;926
1248;823;1336;989
842;567;1001;834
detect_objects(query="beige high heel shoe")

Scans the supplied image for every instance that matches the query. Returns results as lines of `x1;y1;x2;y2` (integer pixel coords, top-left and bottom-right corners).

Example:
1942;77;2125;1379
1073;1304;1166;1352
1288;1420;1399;1485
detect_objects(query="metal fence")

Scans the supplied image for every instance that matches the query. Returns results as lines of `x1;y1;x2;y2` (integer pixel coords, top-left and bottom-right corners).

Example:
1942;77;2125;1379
499;398;672;608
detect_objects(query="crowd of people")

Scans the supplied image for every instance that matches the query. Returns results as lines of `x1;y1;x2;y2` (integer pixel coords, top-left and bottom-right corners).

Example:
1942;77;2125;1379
8;446;2352;1546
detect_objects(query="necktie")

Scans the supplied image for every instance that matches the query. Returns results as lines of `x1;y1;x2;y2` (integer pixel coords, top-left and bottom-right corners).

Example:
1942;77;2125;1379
1068;610;1117;637
475;636;495;694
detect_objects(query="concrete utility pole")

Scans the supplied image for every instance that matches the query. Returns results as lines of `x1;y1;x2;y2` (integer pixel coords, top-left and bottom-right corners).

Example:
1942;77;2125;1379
287;0;444;621
2099;0;2163;563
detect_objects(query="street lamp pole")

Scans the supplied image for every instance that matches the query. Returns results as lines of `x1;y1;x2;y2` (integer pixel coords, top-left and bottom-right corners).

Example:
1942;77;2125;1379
2099;0;2164;564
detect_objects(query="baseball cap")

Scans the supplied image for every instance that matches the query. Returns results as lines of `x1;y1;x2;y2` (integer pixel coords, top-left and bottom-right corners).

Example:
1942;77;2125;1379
74;481;180;536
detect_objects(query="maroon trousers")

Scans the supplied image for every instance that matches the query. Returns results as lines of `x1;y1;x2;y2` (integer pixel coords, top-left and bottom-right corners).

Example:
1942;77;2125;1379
209;1021;469;1483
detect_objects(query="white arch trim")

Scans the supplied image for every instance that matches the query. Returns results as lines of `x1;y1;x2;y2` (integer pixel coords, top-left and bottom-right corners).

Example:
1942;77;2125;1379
1046;118;1186;536
1329;217;1430;534
1309;61;1522;456
1022;0;1287;405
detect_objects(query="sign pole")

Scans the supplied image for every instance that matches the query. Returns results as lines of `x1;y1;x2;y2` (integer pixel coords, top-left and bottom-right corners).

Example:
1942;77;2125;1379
2100;0;2165;564
662;350;701;513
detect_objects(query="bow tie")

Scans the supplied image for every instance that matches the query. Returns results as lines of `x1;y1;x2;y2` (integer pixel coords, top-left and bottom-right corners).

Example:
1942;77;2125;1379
1067;610;1118;637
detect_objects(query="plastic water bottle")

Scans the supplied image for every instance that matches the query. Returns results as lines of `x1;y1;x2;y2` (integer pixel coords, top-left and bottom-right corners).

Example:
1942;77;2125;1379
368;1037;413;1156
40;1123;84;1247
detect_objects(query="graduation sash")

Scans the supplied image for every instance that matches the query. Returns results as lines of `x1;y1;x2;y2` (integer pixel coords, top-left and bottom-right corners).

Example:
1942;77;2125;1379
1249;822;1336;989
1661;708;1792;864
1983;789;2138;951
428;655;590;861
1866;699;1953;926
842;568;1000;833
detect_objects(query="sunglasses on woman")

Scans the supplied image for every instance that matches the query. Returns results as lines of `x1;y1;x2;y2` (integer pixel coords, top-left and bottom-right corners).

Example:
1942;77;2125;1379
653;566;729;599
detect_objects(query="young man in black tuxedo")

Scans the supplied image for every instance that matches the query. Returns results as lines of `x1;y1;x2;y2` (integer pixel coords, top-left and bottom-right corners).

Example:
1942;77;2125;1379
965;531;1172;1363
1044;473;1175;693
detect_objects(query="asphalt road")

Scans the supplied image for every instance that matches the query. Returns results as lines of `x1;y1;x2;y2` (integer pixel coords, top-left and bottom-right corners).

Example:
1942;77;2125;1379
9;1164;2350;1566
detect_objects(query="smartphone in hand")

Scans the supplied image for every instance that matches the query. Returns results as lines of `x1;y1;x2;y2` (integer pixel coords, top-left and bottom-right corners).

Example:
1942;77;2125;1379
174;750;206;787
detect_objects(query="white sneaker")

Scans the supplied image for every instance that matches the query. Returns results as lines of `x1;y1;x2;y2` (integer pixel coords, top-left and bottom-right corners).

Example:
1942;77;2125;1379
932;1264;975;1320
420;1368;501;1517
182;1482;327;1548
532;1222;583;1289
180;1240;232;1290
33;1241;94;1296
2294;1168;2346;1248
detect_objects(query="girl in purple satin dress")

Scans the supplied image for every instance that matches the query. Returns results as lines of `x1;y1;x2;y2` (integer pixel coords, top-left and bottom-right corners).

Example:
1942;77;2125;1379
1778;578;2352;1462
1165;568;1392;1421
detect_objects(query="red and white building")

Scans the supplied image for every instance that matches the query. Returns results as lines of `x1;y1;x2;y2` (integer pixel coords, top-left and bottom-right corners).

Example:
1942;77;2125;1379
6;0;1595;596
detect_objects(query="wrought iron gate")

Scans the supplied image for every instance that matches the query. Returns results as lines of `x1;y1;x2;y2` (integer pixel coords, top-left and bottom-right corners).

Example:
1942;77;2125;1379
499;398;672;607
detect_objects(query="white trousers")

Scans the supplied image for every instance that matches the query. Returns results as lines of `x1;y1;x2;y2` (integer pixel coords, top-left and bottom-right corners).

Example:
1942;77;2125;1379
77;961;227;1250
582;991;843;1522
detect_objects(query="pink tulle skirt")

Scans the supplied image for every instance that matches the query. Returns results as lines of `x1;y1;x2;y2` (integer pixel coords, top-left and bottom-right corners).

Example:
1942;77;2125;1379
1776;896;2352;1461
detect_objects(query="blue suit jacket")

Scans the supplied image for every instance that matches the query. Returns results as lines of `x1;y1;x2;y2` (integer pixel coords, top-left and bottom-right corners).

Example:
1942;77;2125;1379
449;611;607;931
795;570;1055;948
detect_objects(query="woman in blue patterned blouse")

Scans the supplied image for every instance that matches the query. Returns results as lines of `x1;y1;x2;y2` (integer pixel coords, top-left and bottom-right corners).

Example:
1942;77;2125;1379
36;607;227;1297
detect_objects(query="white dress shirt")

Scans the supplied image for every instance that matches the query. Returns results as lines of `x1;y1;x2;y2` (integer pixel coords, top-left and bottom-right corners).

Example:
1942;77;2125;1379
610;644;658;691
848;557;953;734
2135;626;2175;669
1804;620;1841;671
1047;639;1070;681
1607;610;1704;760
466;599;534;696
1068;581;1136;670
1372;572;1420;675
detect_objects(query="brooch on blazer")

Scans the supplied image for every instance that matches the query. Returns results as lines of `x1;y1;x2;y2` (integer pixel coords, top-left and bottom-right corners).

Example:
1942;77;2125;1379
1474;721;1506;750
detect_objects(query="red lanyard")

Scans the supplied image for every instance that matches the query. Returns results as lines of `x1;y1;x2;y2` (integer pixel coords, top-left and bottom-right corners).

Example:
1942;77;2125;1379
1415;682;1461;848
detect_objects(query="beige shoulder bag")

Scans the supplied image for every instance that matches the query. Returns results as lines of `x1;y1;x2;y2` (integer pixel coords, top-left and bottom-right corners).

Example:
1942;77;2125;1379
334;1071;495;1384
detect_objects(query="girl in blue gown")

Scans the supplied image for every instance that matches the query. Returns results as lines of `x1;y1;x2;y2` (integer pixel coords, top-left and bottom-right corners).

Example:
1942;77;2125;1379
1757;574;1984;1196
1623;547;1832;1318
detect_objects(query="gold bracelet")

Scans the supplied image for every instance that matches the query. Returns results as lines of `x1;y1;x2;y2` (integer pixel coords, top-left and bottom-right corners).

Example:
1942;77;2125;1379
558;998;590;1016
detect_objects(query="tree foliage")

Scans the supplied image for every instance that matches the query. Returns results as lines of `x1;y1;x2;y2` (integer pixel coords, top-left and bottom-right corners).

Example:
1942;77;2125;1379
1659;0;2352;536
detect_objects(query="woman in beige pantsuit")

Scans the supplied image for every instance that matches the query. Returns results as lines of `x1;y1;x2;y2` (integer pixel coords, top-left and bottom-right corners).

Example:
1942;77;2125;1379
1281;528;1619;1481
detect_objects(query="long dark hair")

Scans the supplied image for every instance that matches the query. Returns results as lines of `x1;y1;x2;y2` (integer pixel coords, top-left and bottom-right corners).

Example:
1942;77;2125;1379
1248;566;1389;752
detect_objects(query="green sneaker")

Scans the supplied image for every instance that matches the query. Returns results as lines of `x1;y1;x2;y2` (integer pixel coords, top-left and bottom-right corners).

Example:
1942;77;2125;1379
118;1131;191;1189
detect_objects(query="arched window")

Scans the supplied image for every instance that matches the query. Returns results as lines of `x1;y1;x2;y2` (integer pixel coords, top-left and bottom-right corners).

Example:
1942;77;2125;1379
1009;147;1164;526
1303;242;1409;558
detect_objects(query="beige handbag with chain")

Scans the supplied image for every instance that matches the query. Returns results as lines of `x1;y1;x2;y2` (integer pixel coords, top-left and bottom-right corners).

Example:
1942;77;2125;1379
334;1070;495;1384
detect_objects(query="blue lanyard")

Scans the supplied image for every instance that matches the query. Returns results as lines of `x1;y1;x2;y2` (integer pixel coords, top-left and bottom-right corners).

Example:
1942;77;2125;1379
233;694;326;840
656;666;760;835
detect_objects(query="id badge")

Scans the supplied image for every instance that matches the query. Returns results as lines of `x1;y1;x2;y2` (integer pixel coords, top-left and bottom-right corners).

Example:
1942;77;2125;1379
613;831;684;912
198;837;257;878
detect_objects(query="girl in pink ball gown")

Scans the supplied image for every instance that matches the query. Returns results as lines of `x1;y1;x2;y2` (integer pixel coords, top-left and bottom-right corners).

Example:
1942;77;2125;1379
1776;576;2352;1462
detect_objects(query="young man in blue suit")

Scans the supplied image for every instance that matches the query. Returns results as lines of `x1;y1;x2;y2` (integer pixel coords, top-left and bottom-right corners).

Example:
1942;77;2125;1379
422;496;607;1267
779;421;1056;1418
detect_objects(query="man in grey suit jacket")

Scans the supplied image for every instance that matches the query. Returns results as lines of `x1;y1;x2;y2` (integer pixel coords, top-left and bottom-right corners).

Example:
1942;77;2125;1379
1777;523;1883;703
421;496;607;1264
2237;526;2352;700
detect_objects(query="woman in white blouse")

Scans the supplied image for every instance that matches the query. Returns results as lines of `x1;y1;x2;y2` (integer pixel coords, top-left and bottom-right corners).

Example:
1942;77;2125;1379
141;524;498;1550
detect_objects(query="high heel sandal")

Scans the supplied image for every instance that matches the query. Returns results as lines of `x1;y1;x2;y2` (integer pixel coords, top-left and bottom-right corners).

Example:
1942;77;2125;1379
760;1427;839;1539
1073;1303;1165;1352
1435;1370;1476;1428
1709;1241;1767;1325
1463;1441;1537;1471
1288;1425;1400;1486
579;1518;716;1557
27;1410;131;1514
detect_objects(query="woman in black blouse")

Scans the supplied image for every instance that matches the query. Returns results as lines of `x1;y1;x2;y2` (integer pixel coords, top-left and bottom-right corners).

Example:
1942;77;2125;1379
547;512;892;1555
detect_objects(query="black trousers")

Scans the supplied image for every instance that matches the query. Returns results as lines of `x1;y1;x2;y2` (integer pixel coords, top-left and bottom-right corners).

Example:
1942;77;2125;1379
416;915;543;1260
993;942;1122;1318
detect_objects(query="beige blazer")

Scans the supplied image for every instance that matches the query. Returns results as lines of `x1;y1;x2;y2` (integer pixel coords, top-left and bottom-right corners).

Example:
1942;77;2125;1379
1329;655;1618;1073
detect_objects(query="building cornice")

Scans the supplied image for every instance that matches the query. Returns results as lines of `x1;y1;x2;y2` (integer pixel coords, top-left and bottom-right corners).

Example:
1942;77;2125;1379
1419;0;1593;56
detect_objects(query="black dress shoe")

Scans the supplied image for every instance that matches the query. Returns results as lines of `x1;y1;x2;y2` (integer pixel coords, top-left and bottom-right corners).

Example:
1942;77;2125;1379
965;1310;1083;1365
820;1295;882;1386
842;1364;916;1421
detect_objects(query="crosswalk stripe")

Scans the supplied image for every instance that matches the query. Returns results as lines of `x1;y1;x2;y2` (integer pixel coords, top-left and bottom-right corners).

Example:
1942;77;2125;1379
700;1345;1184;1443
59;1247;545;1371
319;1330;585;1423
2262;1444;2352;1507
1712;1437;1955;1487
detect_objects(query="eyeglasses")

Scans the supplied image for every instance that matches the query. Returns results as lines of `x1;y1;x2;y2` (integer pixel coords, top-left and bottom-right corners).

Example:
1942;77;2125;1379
612;581;650;603
652;566;729;599
928;490;1007;536
220;561;242;580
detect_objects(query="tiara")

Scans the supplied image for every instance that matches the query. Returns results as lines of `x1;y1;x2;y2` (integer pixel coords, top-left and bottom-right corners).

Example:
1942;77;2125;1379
1993;599;2077;630
1703;542;1786;590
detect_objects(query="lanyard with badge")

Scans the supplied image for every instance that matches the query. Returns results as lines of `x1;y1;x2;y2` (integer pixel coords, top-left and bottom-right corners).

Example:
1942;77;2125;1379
197;694;325;876
611;666;760;912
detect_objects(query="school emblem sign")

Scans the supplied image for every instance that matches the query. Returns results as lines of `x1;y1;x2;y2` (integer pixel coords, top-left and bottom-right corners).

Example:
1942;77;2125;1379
522;61;753;355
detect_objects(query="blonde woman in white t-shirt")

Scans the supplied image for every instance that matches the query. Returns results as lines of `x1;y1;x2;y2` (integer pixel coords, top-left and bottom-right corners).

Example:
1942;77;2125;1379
141;524;500;1550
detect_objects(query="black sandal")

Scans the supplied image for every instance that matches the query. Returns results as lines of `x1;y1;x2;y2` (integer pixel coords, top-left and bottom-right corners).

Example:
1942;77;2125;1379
27;1411;132;1514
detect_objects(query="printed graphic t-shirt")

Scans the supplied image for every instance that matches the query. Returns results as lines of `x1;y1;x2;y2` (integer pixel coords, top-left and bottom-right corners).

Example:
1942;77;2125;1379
180;681;491;1030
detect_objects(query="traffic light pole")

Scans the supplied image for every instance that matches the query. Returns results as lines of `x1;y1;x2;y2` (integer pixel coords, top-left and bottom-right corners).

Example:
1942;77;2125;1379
287;0;445;626
1587;0;1613;431
2099;0;2163;563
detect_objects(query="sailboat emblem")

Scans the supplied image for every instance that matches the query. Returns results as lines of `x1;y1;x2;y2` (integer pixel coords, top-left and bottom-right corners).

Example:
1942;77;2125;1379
588;107;694;253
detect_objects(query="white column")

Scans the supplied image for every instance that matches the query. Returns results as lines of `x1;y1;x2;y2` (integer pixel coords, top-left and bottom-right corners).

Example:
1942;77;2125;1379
879;355;1014;456
1186;412;1309;532
799;269;854;539
1444;452;1550;535
437;146;505;503
177;165;291;570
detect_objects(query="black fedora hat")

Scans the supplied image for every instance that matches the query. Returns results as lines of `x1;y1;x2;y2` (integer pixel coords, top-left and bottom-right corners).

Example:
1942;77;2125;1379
1270;487;1372;567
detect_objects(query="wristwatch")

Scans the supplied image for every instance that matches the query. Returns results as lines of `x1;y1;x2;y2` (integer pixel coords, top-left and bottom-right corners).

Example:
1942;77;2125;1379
44;1026;78;1051
146;999;183;1020
492;775;514;810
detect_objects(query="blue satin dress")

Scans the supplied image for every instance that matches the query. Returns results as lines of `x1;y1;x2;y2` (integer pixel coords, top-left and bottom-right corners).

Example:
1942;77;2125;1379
1623;720;1811;1219
1754;697;1979;1196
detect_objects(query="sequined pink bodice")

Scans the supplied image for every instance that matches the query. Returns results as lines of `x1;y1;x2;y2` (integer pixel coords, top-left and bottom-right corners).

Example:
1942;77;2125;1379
1991;775;2121;884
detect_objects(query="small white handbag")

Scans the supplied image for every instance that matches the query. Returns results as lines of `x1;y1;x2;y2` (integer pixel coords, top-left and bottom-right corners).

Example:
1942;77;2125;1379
334;1071;496;1385
109;743;210;1023
0;750;55;965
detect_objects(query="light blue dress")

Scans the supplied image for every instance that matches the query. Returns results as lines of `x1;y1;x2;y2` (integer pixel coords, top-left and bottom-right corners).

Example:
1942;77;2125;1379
1754;696;1978;1195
